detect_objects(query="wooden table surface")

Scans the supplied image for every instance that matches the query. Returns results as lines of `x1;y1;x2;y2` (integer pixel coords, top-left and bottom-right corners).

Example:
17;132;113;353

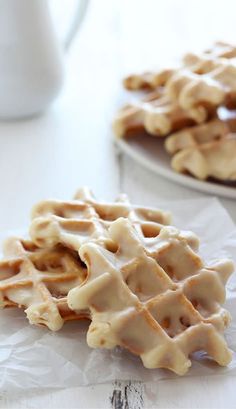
0;1;235;408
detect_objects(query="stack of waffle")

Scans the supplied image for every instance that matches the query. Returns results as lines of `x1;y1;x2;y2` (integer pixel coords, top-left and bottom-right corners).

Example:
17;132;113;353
0;188;234;375
113;42;236;182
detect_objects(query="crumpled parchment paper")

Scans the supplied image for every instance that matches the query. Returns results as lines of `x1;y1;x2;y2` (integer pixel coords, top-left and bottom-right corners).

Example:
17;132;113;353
0;197;235;392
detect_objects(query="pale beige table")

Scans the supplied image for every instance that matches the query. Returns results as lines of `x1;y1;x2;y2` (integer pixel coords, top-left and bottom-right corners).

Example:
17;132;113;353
0;1;235;408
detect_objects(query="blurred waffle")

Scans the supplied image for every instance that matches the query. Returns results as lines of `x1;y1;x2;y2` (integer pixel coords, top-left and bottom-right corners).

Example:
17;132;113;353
113;89;211;138
113;42;236;183
165;117;236;180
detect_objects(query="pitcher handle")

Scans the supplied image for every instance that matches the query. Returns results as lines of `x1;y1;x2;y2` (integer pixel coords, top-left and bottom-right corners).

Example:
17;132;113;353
64;0;89;50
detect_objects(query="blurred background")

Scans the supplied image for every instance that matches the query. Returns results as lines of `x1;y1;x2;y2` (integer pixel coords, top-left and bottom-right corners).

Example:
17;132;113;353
52;0;236;70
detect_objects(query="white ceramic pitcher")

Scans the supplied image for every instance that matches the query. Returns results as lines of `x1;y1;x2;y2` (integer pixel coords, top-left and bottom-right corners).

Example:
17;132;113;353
0;0;88;119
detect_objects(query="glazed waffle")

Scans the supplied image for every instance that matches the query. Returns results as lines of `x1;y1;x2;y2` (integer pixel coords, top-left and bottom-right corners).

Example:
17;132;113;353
114;42;236;182
113;42;236;138
116;42;236;139
171;133;236;181
29;187;171;250
165;117;236;154
166;57;236;111
0;237;88;330
68;217;233;375
113;90;210;138
123;41;236;93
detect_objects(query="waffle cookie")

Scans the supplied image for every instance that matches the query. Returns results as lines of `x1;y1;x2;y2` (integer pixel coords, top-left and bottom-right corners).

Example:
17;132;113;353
0;188;171;331
123;41;236;94
171;133;236;181
165;117;236;180
166;57;236;112
165;117;235;154
68;217;233;375
113;90;210;138
0;237;88;330
29;187;171;249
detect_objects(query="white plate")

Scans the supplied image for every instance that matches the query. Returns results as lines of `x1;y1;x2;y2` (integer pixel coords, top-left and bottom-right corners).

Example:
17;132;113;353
116;135;236;200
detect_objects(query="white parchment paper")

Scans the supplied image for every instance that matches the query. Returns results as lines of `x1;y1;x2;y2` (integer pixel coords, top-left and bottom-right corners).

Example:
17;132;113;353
0;197;235;392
